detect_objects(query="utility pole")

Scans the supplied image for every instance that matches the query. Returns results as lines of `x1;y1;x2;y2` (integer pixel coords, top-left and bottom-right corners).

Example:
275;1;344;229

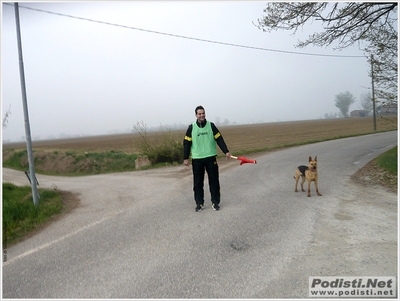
370;54;377;132
14;2;39;206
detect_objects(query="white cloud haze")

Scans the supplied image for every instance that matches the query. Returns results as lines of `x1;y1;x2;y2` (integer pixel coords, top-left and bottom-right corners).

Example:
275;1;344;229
2;1;371;142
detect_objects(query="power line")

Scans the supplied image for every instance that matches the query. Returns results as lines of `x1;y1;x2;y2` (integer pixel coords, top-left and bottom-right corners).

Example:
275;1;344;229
8;3;366;58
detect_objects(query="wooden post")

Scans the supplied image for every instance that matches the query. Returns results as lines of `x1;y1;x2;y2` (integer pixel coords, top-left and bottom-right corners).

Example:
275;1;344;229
371;54;377;132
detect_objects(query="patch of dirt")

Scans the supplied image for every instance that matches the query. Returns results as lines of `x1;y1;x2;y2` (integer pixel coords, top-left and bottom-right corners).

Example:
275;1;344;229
351;159;397;194
58;190;81;215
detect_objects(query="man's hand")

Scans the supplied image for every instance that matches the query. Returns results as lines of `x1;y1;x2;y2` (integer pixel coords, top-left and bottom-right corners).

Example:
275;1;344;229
226;152;232;159
183;159;189;166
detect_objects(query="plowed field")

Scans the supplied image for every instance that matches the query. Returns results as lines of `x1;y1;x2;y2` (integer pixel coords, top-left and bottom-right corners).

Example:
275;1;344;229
3;117;397;154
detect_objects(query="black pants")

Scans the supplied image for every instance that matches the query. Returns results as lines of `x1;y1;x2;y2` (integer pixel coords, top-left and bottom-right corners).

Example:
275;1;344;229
192;156;220;206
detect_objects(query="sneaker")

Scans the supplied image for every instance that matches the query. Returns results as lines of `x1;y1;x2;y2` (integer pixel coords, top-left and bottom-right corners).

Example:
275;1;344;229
212;203;220;211
195;204;204;212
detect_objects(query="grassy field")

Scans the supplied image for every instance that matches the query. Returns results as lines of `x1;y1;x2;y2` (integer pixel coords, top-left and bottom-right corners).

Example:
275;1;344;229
3;116;397;175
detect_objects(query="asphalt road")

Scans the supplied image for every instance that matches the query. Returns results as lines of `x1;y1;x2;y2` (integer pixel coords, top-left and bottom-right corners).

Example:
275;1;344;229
2;131;397;298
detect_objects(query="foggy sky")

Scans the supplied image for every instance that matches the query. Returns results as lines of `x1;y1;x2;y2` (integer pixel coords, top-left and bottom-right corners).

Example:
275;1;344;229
2;1;371;142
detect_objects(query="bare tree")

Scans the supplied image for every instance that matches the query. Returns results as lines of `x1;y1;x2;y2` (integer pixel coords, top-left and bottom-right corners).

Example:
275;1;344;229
257;3;397;49
257;3;398;105
360;92;373;114
366;22;398;107
2;105;11;129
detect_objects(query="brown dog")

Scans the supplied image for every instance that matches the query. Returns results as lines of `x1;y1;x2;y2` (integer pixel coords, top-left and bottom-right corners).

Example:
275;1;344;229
294;156;322;197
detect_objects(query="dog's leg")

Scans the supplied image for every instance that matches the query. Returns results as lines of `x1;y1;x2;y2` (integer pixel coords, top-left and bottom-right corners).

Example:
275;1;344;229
307;180;312;197
301;176;306;192
315;180;322;196
294;169;300;192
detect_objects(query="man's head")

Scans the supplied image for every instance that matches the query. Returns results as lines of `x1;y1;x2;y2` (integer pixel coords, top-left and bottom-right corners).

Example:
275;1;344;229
195;105;206;123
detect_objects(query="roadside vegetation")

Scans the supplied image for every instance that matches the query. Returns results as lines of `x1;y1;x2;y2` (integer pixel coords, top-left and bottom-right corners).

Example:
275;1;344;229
3;183;63;245
132;121;182;166
375;146;397;175
3;150;138;176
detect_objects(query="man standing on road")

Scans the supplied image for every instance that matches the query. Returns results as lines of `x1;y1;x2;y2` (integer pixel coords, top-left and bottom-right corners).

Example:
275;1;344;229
183;105;232;212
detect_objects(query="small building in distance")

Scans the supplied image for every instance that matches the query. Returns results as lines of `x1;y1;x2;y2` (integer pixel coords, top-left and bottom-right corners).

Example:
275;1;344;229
377;104;398;116
350;110;369;117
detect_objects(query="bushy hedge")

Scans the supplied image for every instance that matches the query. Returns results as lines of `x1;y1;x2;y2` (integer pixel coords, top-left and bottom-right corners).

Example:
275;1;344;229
133;121;183;165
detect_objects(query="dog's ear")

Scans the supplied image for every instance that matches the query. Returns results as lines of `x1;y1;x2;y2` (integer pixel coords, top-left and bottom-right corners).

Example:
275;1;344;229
315;156;317;161
309;156;312;162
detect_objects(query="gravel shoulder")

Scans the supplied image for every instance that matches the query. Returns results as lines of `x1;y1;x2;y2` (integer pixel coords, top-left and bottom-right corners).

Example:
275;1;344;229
351;159;397;194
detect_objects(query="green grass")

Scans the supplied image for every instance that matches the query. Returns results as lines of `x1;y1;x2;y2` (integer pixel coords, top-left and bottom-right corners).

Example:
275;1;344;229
67;150;138;174
374;146;397;175
3;149;27;170
3;183;63;245
2;150;138;176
